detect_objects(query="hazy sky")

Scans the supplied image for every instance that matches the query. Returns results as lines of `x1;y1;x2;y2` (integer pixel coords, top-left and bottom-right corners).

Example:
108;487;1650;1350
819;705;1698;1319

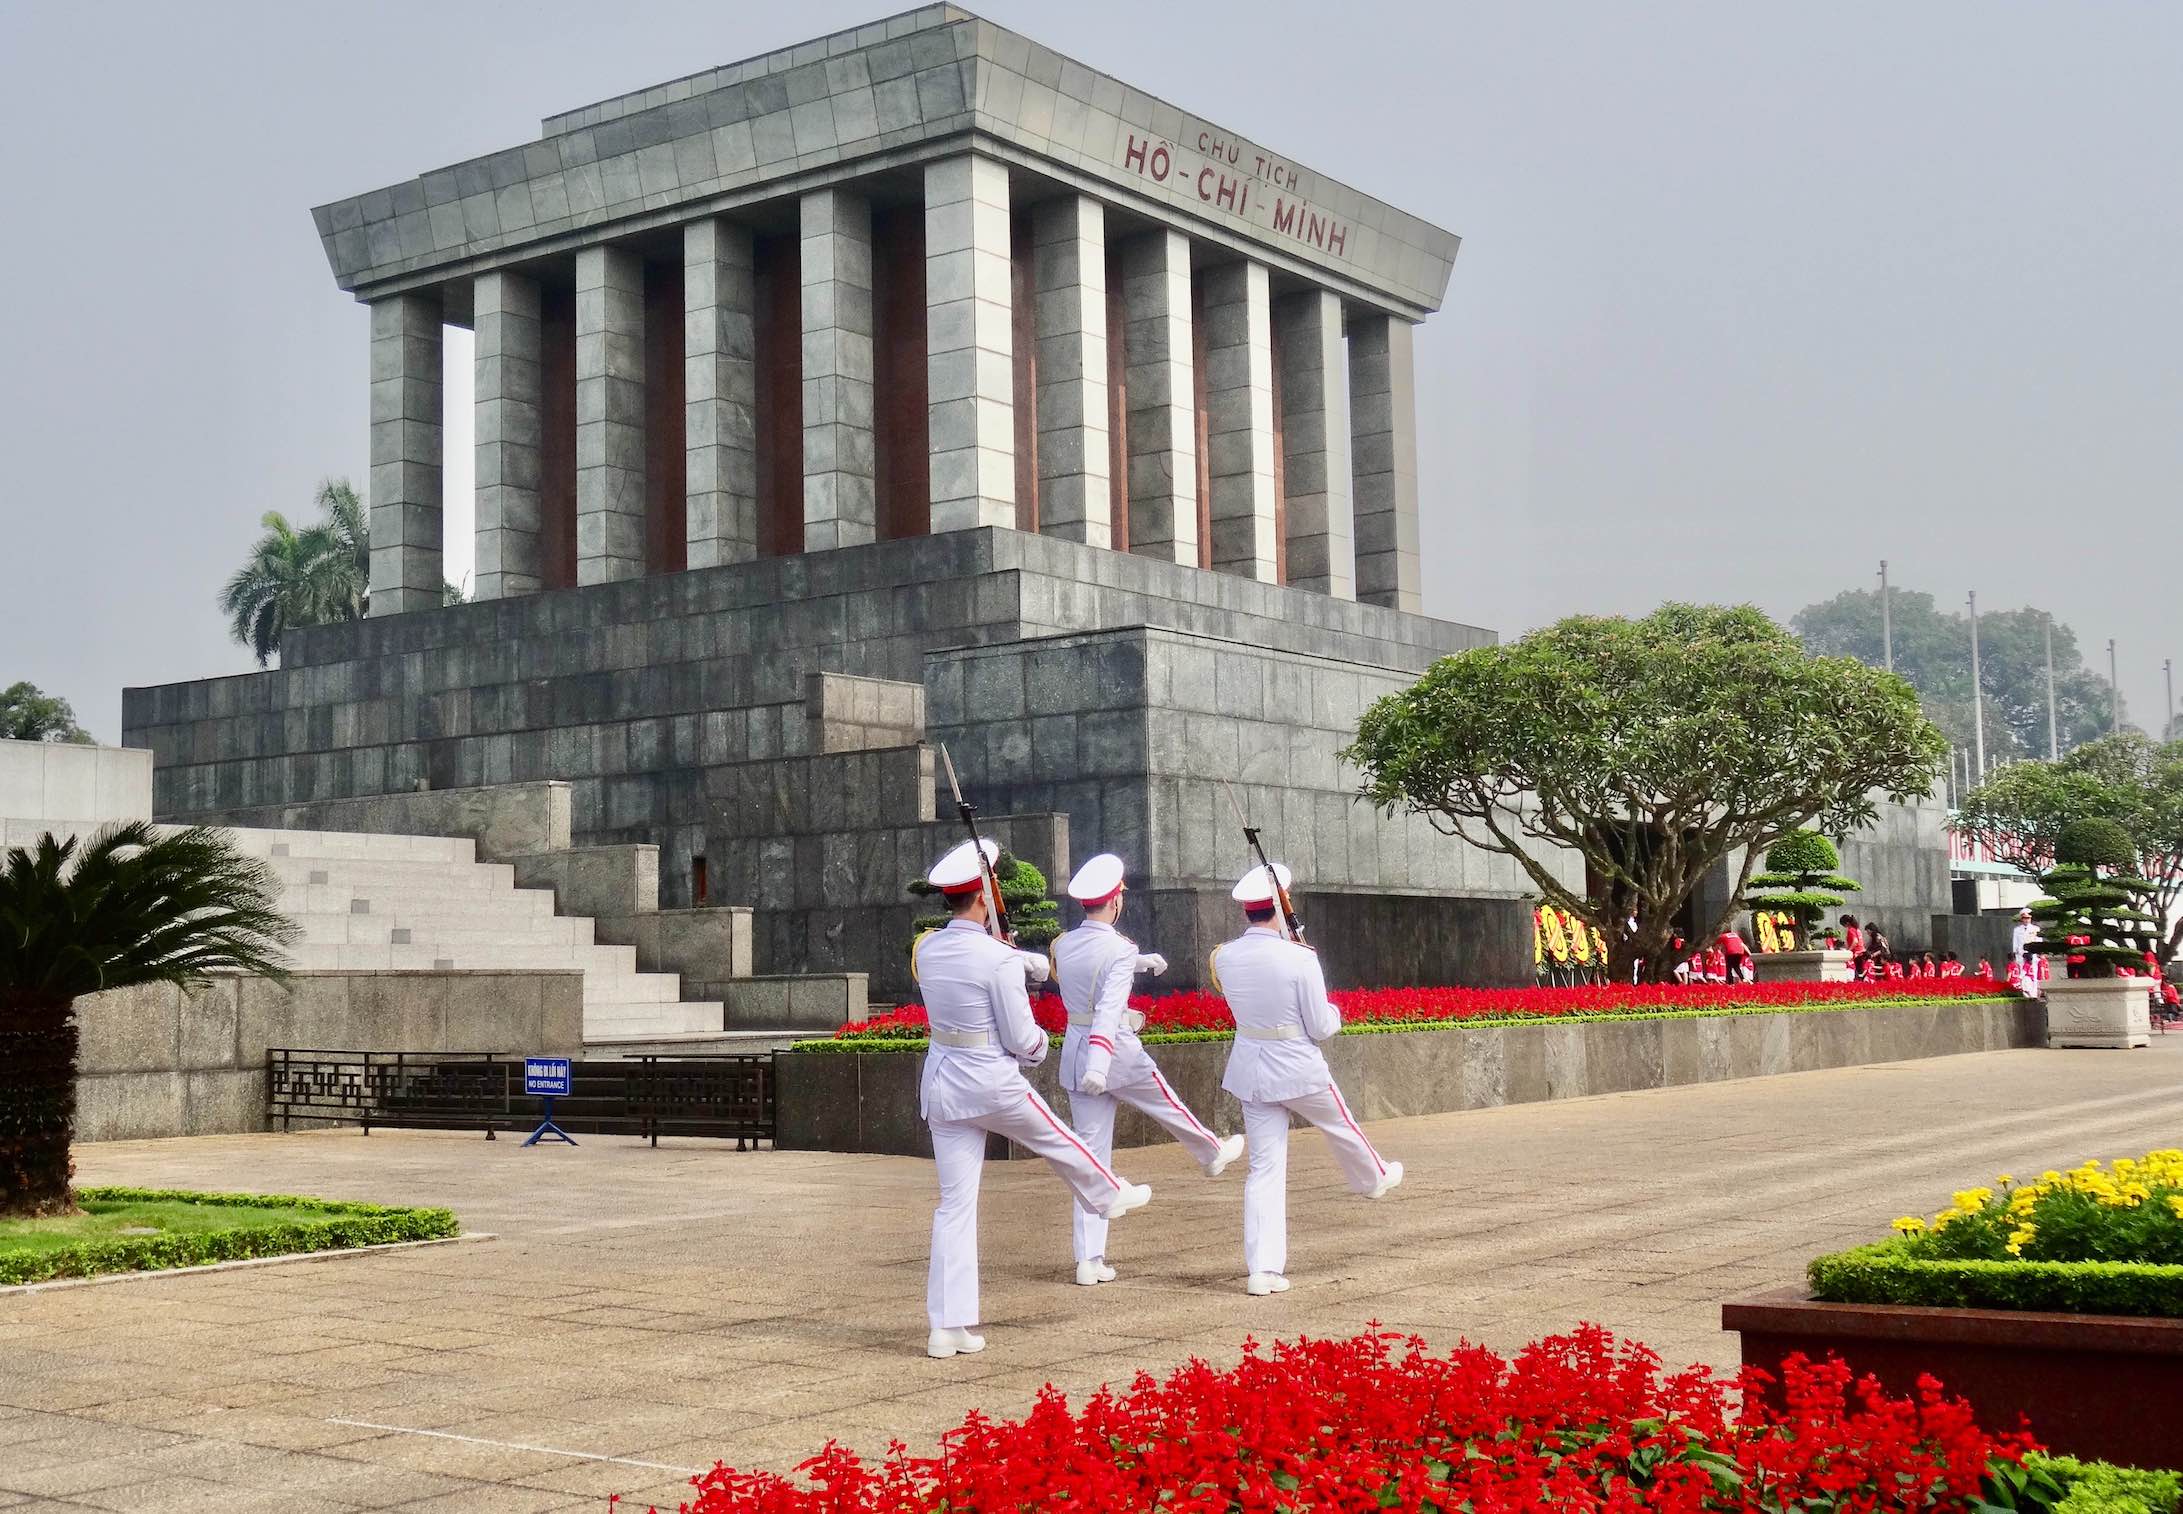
3;2;2177;741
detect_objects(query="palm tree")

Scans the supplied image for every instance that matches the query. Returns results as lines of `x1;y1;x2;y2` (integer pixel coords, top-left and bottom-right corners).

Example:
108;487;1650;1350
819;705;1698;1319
0;824;297;1217
218;480;370;666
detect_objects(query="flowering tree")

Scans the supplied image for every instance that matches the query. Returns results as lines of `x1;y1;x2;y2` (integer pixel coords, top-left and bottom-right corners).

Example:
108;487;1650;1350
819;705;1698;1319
1344;604;1947;983
1956;732;2183;961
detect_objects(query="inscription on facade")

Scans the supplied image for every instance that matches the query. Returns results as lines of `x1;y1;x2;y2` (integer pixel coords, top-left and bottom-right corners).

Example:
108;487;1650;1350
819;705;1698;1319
1120;132;1351;260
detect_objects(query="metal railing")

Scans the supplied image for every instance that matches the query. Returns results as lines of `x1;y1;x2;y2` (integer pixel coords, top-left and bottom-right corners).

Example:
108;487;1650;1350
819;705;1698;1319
266;1049;775;1146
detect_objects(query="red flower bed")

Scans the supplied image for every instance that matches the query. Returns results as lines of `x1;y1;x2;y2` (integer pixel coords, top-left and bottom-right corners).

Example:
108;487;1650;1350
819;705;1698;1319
653;1325;2031;1512
831;977;2010;1042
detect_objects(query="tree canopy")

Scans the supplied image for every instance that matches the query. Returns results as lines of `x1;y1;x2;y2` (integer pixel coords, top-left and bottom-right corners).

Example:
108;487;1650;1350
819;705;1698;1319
0;683;92;745
219;478;467;666
1955;731;2183;960
1744;829;1861;950
1344;603;1947;980
1791;586;2121;761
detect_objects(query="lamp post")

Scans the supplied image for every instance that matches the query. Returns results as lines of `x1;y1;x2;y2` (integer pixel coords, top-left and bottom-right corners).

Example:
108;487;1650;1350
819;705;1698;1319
2109;639;2121;734
1878;560;1893;672
2165;657;2174;742
2044;613;2059;760
1968;592;1985;783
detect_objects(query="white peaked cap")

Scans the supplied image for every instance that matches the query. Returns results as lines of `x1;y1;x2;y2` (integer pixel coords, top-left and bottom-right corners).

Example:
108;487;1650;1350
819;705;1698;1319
1231;861;1294;905
1067;853;1127;905
928;838;1000;894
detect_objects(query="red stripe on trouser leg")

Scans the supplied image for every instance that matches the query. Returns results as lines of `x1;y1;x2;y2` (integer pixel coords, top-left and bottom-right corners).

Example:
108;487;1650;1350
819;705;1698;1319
1026;1094;1123;1189
1151;1069;1214;1140
1327;1084;1387;1175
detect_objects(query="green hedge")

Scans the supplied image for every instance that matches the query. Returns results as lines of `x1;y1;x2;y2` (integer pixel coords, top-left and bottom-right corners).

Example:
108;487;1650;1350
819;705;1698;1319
1992;1454;2183;1513
800;995;2017;1054
1807;1238;2183;1318
0;1187;460;1287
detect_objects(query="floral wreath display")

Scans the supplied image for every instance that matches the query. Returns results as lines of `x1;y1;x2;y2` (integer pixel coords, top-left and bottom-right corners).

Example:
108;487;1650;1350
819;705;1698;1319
1532;906;1611;984
1751;910;1799;954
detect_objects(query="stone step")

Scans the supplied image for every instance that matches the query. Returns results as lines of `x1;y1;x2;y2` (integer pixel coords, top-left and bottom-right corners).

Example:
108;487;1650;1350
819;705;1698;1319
275;882;561;919
285;910;594;946
258;856;516;889
580;1003;726;1037
192;825;478;865
583;971;695;1006
289;941;641;975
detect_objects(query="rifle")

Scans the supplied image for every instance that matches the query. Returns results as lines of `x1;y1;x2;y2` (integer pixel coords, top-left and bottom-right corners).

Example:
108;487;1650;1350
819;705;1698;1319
1220;779;1303;945
938;743;1012;942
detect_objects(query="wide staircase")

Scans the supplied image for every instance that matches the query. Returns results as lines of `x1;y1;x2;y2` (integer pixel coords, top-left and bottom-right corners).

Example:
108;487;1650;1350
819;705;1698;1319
203;826;724;1040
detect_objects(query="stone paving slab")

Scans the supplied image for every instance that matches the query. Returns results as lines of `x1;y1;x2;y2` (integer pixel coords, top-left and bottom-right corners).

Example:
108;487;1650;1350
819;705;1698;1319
3;1040;2178;1510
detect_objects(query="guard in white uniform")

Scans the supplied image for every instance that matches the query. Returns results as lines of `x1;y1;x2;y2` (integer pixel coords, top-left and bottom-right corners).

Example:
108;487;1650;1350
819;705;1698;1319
915;838;1152;1359
1214;862;1403;1295
1055;854;1244;1285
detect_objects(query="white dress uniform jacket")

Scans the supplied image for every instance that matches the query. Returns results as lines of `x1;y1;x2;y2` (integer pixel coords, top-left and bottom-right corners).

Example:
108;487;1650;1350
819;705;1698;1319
1056;921;1148;1093
1214;925;1344;1103
915;918;1048;1120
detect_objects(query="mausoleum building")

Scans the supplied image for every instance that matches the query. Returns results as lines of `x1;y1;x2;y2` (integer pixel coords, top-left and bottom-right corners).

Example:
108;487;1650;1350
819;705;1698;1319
123;9;1951;1012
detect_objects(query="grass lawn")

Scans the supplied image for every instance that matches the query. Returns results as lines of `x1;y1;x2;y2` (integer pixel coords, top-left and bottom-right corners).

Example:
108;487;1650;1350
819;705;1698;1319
0;1187;460;1286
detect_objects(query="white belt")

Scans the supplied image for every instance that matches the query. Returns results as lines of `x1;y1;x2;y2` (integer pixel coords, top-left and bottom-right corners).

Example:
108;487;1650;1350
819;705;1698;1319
931;1029;991;1049
1239;1024;1304;1042
1066;1012;1094;1027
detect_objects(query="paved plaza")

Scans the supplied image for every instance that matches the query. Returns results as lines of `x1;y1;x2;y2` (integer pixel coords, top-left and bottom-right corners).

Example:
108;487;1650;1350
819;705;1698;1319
4;1041;2179;1510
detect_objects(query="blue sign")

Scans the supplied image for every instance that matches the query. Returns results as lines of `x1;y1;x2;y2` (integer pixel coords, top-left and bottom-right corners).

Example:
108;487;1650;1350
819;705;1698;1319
524;1057;571;1097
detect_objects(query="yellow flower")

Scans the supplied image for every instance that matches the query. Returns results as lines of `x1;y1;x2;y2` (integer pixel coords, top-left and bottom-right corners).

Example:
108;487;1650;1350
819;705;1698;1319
1892;1216;1927;1233
1997;1174;2014;1186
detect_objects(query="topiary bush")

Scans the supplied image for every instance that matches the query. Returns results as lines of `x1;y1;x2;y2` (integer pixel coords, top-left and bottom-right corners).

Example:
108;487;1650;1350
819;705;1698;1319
905;850;1061;954
2029;818;2161;979
1744;829;1861;950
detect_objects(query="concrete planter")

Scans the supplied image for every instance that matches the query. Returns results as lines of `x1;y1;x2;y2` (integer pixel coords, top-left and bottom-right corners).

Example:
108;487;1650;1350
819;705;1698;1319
1752;950;1853;984
1722;1288;2183;1465
2044;977;2151;1049
775;998;2044;1157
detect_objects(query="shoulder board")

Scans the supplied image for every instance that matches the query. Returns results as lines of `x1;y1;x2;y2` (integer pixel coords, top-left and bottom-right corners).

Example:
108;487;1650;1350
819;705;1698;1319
908;928;937;985
1207;942;1225;995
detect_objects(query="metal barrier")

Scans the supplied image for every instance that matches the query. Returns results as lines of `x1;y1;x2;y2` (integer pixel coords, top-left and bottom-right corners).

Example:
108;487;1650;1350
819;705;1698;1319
266;1049;776;1145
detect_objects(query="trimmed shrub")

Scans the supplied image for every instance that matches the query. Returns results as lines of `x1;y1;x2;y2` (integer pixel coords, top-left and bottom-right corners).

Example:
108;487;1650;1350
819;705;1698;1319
1807;1241;2183;1318
905;850;1060;951
0;1187;460;1286
1743;829;1861;949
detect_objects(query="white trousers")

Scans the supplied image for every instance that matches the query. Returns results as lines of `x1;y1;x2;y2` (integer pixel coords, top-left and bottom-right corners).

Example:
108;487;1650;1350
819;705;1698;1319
1068;1067;1226;1263
1240;1083;1389;1279
926;1090;1127;1329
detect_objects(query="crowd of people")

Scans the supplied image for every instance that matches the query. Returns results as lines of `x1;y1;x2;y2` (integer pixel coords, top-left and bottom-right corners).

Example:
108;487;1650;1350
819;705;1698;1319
1661;908;2180;1020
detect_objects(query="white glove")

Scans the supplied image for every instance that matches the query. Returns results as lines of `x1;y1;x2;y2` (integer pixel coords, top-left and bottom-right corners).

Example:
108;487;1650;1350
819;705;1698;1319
1122;1009;1146;1035
1077;1068;1107;1096
1017;949;1051;984
1135;952;1168;976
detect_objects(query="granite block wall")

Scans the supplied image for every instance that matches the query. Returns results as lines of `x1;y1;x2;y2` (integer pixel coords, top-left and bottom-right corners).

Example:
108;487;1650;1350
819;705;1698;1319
923;623;1575;897
76;968;585;1141
127;529;1487;927
773;998;2048;1156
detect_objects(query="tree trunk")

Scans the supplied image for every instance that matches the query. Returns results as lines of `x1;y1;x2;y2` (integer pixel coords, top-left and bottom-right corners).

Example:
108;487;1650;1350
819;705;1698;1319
0;996;80;1218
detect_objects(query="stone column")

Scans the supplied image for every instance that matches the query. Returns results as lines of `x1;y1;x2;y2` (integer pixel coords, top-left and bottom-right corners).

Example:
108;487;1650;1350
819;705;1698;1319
1199;260;1277;582
1274;290;1355;599
1119;229;1196;564
367;291;443;616
1030;195;1110;546
684;217;758;568
925;153;1015;533
472;271;543;601
575;243;646;585
800;189;876;552
1348;313;1422;611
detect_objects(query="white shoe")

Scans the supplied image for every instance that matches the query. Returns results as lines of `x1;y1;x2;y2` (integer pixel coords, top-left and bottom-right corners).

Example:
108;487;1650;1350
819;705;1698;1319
1364;1161;1405;1201
1205;1133;1245;1178
1102;1182;1152;1221
1074;1259;1117;1286
926;1326;987;1359
1245;1273;1290;1296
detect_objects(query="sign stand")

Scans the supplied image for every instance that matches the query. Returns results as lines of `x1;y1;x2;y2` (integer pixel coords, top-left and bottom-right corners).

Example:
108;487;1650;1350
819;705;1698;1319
521;1057;577;1147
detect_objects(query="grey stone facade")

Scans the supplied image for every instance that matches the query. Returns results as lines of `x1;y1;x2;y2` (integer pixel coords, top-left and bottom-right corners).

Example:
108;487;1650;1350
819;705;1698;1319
126;528;1518;998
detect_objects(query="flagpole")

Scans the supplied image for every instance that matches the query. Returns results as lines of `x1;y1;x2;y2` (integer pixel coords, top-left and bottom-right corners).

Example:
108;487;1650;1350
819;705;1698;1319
1968;592;1985;783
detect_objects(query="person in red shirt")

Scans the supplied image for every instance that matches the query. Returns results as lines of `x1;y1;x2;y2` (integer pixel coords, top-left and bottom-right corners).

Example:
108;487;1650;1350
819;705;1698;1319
1977;957;1993;980
1716;927;1752;984
1841;915;1864;957
1940;952;1965;979
1703;946;1727;983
